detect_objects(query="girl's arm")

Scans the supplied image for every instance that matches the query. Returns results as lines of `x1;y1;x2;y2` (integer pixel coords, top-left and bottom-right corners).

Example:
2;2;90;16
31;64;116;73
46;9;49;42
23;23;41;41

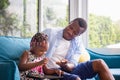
43;65;56;74
43;65;64;76
18;51;47;71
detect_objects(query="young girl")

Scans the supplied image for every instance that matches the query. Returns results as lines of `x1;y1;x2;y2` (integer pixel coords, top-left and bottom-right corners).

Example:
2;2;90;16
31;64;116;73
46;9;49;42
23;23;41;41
18;32;49;80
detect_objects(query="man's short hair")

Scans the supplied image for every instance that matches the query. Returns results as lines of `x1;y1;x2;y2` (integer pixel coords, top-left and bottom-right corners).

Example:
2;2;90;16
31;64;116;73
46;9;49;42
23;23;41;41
71;18;87;33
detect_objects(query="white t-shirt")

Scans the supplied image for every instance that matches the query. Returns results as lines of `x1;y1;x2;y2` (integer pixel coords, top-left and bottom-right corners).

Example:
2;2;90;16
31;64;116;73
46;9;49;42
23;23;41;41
47;38;70;68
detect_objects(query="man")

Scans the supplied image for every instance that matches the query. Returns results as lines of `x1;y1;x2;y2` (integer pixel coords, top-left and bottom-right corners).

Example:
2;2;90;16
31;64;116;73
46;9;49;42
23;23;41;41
43;18;115;80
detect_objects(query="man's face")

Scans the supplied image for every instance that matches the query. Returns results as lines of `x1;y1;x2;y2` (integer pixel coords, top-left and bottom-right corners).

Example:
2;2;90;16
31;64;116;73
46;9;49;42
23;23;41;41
63;20;85;40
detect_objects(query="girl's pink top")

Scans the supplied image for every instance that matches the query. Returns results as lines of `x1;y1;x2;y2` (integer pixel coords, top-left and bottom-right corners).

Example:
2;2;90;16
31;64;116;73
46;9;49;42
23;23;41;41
31;57;43;74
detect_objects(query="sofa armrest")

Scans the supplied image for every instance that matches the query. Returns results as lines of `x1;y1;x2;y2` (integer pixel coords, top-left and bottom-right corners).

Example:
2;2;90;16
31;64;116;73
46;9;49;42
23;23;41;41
0;60;20;80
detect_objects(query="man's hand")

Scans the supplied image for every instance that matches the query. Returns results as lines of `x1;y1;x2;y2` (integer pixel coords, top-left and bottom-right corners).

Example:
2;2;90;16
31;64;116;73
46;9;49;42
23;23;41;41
56;59;74;72
56;59;68;66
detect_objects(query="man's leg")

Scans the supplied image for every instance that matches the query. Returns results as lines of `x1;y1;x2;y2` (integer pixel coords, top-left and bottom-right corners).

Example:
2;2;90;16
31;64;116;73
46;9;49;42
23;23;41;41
92;59;115;80
71;61;97;79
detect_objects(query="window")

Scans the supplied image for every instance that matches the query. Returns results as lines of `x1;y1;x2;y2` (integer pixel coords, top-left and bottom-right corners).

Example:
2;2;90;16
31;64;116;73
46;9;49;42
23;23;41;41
0;0;38;37
0;0;69;37
41;0;69;30
88;0;120;48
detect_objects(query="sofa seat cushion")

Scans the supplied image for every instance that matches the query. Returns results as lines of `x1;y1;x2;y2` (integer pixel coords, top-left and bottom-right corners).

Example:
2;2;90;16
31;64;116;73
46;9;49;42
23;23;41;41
110;68;120;80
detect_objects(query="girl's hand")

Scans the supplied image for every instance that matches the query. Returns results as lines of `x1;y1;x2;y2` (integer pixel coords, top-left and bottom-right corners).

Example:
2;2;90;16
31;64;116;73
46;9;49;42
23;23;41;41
39;57;48;65
54;69;64;77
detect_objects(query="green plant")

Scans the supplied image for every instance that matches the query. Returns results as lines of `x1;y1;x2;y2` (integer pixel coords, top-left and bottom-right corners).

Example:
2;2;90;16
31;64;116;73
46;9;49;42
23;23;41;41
0;0;10;10
0;0;21;36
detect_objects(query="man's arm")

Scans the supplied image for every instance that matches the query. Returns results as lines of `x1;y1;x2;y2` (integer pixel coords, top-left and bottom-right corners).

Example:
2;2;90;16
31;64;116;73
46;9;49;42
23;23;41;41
68;36;90;66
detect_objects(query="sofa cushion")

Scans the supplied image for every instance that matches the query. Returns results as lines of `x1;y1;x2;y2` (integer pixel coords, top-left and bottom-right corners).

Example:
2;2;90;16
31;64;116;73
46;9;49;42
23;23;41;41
0;36;31;63
79;52;90;62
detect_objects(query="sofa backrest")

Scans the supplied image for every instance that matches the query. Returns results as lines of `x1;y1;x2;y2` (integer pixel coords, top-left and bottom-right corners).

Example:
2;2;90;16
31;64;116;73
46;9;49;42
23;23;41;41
0;36;31;64
87;49;120;68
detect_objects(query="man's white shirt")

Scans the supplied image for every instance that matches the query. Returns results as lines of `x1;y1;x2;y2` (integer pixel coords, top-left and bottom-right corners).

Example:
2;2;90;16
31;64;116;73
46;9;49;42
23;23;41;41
47;38;70;68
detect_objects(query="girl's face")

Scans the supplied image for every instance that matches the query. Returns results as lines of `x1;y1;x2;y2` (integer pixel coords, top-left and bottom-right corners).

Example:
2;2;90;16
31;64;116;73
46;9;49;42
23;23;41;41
31;41;49;57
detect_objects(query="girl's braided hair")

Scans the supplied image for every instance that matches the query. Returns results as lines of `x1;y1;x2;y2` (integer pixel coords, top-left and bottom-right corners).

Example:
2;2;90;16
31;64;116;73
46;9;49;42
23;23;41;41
30;32;48;48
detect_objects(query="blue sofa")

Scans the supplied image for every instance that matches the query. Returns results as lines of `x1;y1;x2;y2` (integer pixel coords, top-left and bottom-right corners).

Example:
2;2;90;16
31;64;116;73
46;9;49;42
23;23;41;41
0;36;120;80
0;36;31;80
